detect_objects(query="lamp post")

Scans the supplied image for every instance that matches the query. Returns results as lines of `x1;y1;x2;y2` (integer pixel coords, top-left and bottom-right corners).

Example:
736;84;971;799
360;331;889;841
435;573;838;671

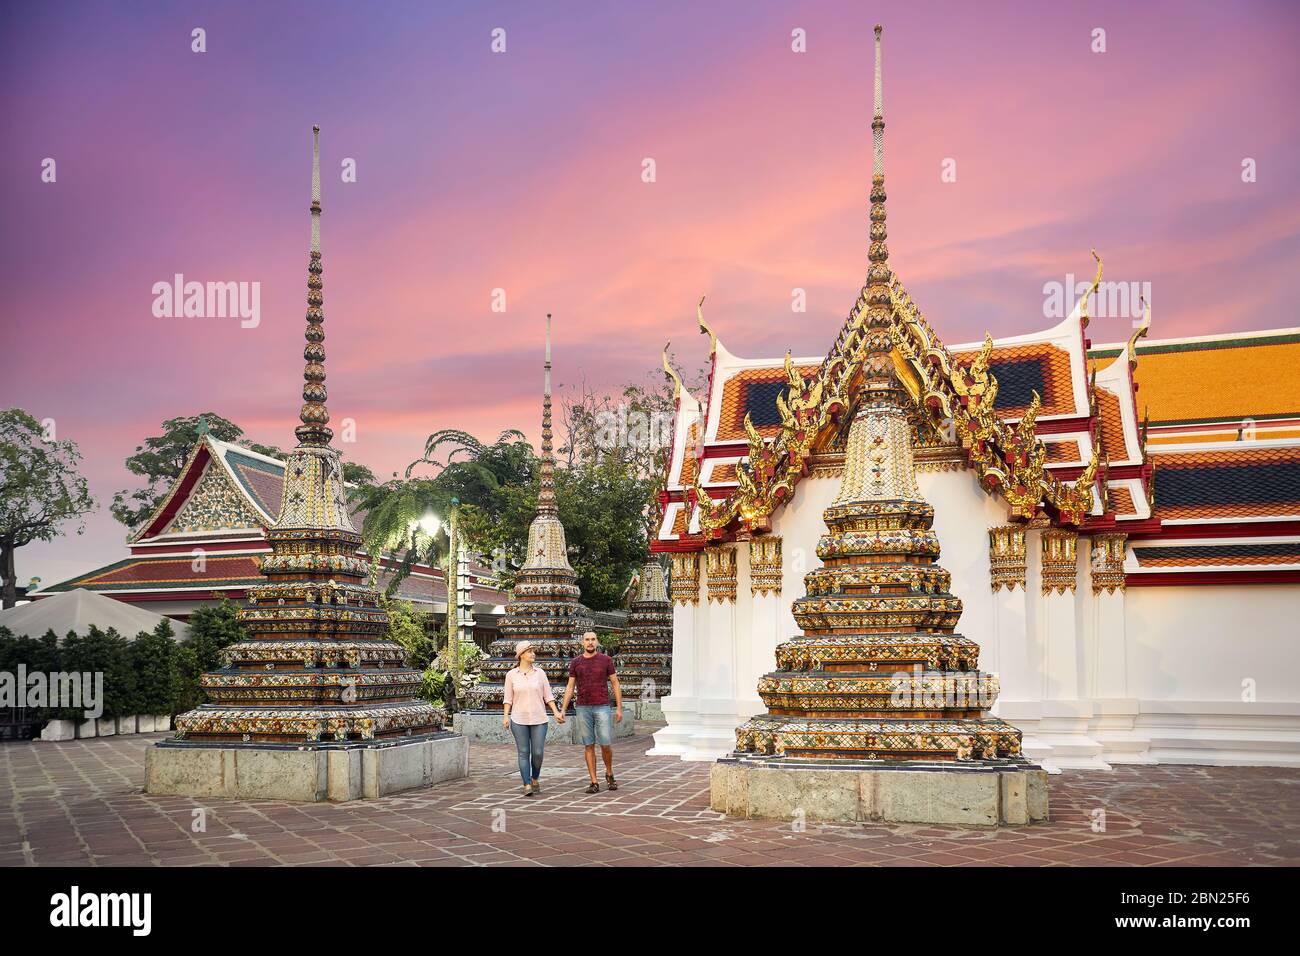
446;497;460;688
412;507;461;705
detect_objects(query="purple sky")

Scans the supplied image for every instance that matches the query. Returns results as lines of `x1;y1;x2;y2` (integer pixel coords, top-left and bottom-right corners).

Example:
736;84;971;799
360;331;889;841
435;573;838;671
2;0;1297;587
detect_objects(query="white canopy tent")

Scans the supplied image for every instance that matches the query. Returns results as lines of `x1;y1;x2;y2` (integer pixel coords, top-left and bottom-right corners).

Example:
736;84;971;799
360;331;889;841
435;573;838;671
0;589;189;642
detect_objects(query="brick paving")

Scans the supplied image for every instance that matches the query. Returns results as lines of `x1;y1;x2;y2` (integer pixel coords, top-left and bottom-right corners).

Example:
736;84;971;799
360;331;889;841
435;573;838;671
1;727;1297;867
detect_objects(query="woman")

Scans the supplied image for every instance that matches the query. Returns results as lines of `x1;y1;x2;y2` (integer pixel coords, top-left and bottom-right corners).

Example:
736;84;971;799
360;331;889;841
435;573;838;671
502;641;565;796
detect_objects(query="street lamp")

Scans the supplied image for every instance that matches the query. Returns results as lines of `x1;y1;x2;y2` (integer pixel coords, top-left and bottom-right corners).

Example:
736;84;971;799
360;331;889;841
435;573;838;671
416;512;441;538
409;504;463;701
446;497;460;692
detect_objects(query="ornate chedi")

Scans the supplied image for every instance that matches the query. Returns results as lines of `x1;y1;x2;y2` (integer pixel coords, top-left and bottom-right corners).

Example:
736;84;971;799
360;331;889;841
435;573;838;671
732;27;1021;764
616;561;673;701
170;128;445;745
469;317;592;710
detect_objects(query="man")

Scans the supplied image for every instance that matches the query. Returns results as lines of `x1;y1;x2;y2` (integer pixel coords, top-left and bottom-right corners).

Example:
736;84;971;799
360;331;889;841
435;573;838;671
560;630;623;794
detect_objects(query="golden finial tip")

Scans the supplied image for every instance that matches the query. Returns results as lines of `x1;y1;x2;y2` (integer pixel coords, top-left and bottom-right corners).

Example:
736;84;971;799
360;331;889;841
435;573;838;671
874;23;882;35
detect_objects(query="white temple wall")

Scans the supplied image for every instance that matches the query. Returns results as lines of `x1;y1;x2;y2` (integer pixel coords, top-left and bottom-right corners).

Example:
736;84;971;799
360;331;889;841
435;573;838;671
1124;585;1299;702
918;469;1007;667
1117;584;1300;766
656;465;1300;766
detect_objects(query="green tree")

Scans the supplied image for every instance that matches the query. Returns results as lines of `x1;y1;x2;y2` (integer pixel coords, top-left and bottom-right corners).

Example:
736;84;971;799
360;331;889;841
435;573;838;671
353;477;452;596
353;429;532;597
555;458;652;609
61;626;138;719
385;599;440;667
0;626;64;718
0;409;97;608
112;413;376;528
129;620;181;715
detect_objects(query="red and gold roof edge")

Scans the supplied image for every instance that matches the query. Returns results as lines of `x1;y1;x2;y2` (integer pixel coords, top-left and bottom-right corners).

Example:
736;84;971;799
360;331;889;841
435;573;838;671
655;258;1146;551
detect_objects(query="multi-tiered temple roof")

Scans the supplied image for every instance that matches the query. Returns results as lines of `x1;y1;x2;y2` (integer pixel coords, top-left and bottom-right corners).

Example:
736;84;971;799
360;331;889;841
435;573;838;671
169;128;445;744
38;434;508;622
469;317;593;710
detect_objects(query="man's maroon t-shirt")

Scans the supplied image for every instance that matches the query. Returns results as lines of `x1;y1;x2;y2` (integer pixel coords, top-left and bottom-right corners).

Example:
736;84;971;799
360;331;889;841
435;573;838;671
569;652;616;706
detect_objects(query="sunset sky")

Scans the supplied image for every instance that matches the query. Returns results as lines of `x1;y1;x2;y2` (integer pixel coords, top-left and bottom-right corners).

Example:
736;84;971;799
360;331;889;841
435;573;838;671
2;0;1298;586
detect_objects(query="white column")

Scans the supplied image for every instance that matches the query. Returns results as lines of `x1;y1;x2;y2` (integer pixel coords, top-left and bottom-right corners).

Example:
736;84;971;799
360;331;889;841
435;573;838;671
689;545;740;760
1038;529;1108;769
987;525;1052;763
650;551;701;756
1088;533;1152;763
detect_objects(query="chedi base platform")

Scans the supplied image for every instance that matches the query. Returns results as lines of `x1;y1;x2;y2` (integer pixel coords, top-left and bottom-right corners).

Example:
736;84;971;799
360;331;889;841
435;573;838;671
145;731;468;803
711;756;1049;827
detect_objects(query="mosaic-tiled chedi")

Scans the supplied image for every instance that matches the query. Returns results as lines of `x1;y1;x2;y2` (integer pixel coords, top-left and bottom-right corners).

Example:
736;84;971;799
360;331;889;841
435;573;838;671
616;560;672;700
172;128;445;744
733;29;1020;762
470;317;592;710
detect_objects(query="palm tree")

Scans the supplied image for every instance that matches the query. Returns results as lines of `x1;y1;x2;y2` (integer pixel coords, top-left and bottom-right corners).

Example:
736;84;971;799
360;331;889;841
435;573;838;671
406;428;527;479
353;477;450;596
354;428;535;599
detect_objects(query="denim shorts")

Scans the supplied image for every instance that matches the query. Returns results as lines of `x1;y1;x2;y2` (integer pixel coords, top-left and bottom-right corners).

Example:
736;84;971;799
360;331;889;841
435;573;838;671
574;704;613;747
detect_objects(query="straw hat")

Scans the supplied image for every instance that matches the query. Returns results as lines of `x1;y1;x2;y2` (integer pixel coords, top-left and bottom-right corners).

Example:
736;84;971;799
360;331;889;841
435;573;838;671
514;640;534;660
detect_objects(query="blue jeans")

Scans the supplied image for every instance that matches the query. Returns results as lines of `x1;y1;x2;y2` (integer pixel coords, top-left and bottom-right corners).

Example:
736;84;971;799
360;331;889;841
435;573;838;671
575;705;614;747
510;720;548;786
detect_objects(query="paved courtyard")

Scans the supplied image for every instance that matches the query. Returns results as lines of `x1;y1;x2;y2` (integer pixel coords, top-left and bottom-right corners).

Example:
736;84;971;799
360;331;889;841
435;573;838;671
2;727;1297;867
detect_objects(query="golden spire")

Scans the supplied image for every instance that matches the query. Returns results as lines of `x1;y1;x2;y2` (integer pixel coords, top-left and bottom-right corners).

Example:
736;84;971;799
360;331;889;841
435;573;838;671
872;23;885;181
296;125;332;447
538;313;557;516
863;24;895;390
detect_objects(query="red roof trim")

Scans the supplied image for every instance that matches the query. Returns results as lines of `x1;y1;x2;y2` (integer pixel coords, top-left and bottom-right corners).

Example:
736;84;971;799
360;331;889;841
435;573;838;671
1127;569;1300;587
1129;519;1300;540
137;444;213;540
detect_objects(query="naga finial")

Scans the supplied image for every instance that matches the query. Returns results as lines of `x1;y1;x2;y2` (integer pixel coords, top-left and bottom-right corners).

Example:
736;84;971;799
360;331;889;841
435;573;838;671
696;296;717;356
1076;249;1103;329
1128;295;1152;373
662;343;686;400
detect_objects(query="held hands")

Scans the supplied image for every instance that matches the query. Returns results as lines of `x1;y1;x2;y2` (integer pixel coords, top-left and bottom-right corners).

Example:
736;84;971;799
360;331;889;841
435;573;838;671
555;710;566;724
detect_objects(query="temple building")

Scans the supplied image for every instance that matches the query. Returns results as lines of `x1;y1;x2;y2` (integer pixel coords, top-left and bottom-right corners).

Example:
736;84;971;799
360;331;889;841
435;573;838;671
468;317;593;712
616;560;673;719
144;128;467;801
652;29;1300;772
33;424;508;644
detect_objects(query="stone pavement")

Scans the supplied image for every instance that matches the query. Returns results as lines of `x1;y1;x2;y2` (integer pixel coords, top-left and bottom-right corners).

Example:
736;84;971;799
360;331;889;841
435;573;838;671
1;727;1297;866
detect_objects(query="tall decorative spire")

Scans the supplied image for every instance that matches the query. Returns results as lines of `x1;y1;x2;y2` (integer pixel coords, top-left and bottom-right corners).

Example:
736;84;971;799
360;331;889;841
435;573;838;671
297;125;332;448
161;125;446;756
863;24;894;391
468;313;591;711
538;313;557;516
729;23;1022;766
872;23;885;179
